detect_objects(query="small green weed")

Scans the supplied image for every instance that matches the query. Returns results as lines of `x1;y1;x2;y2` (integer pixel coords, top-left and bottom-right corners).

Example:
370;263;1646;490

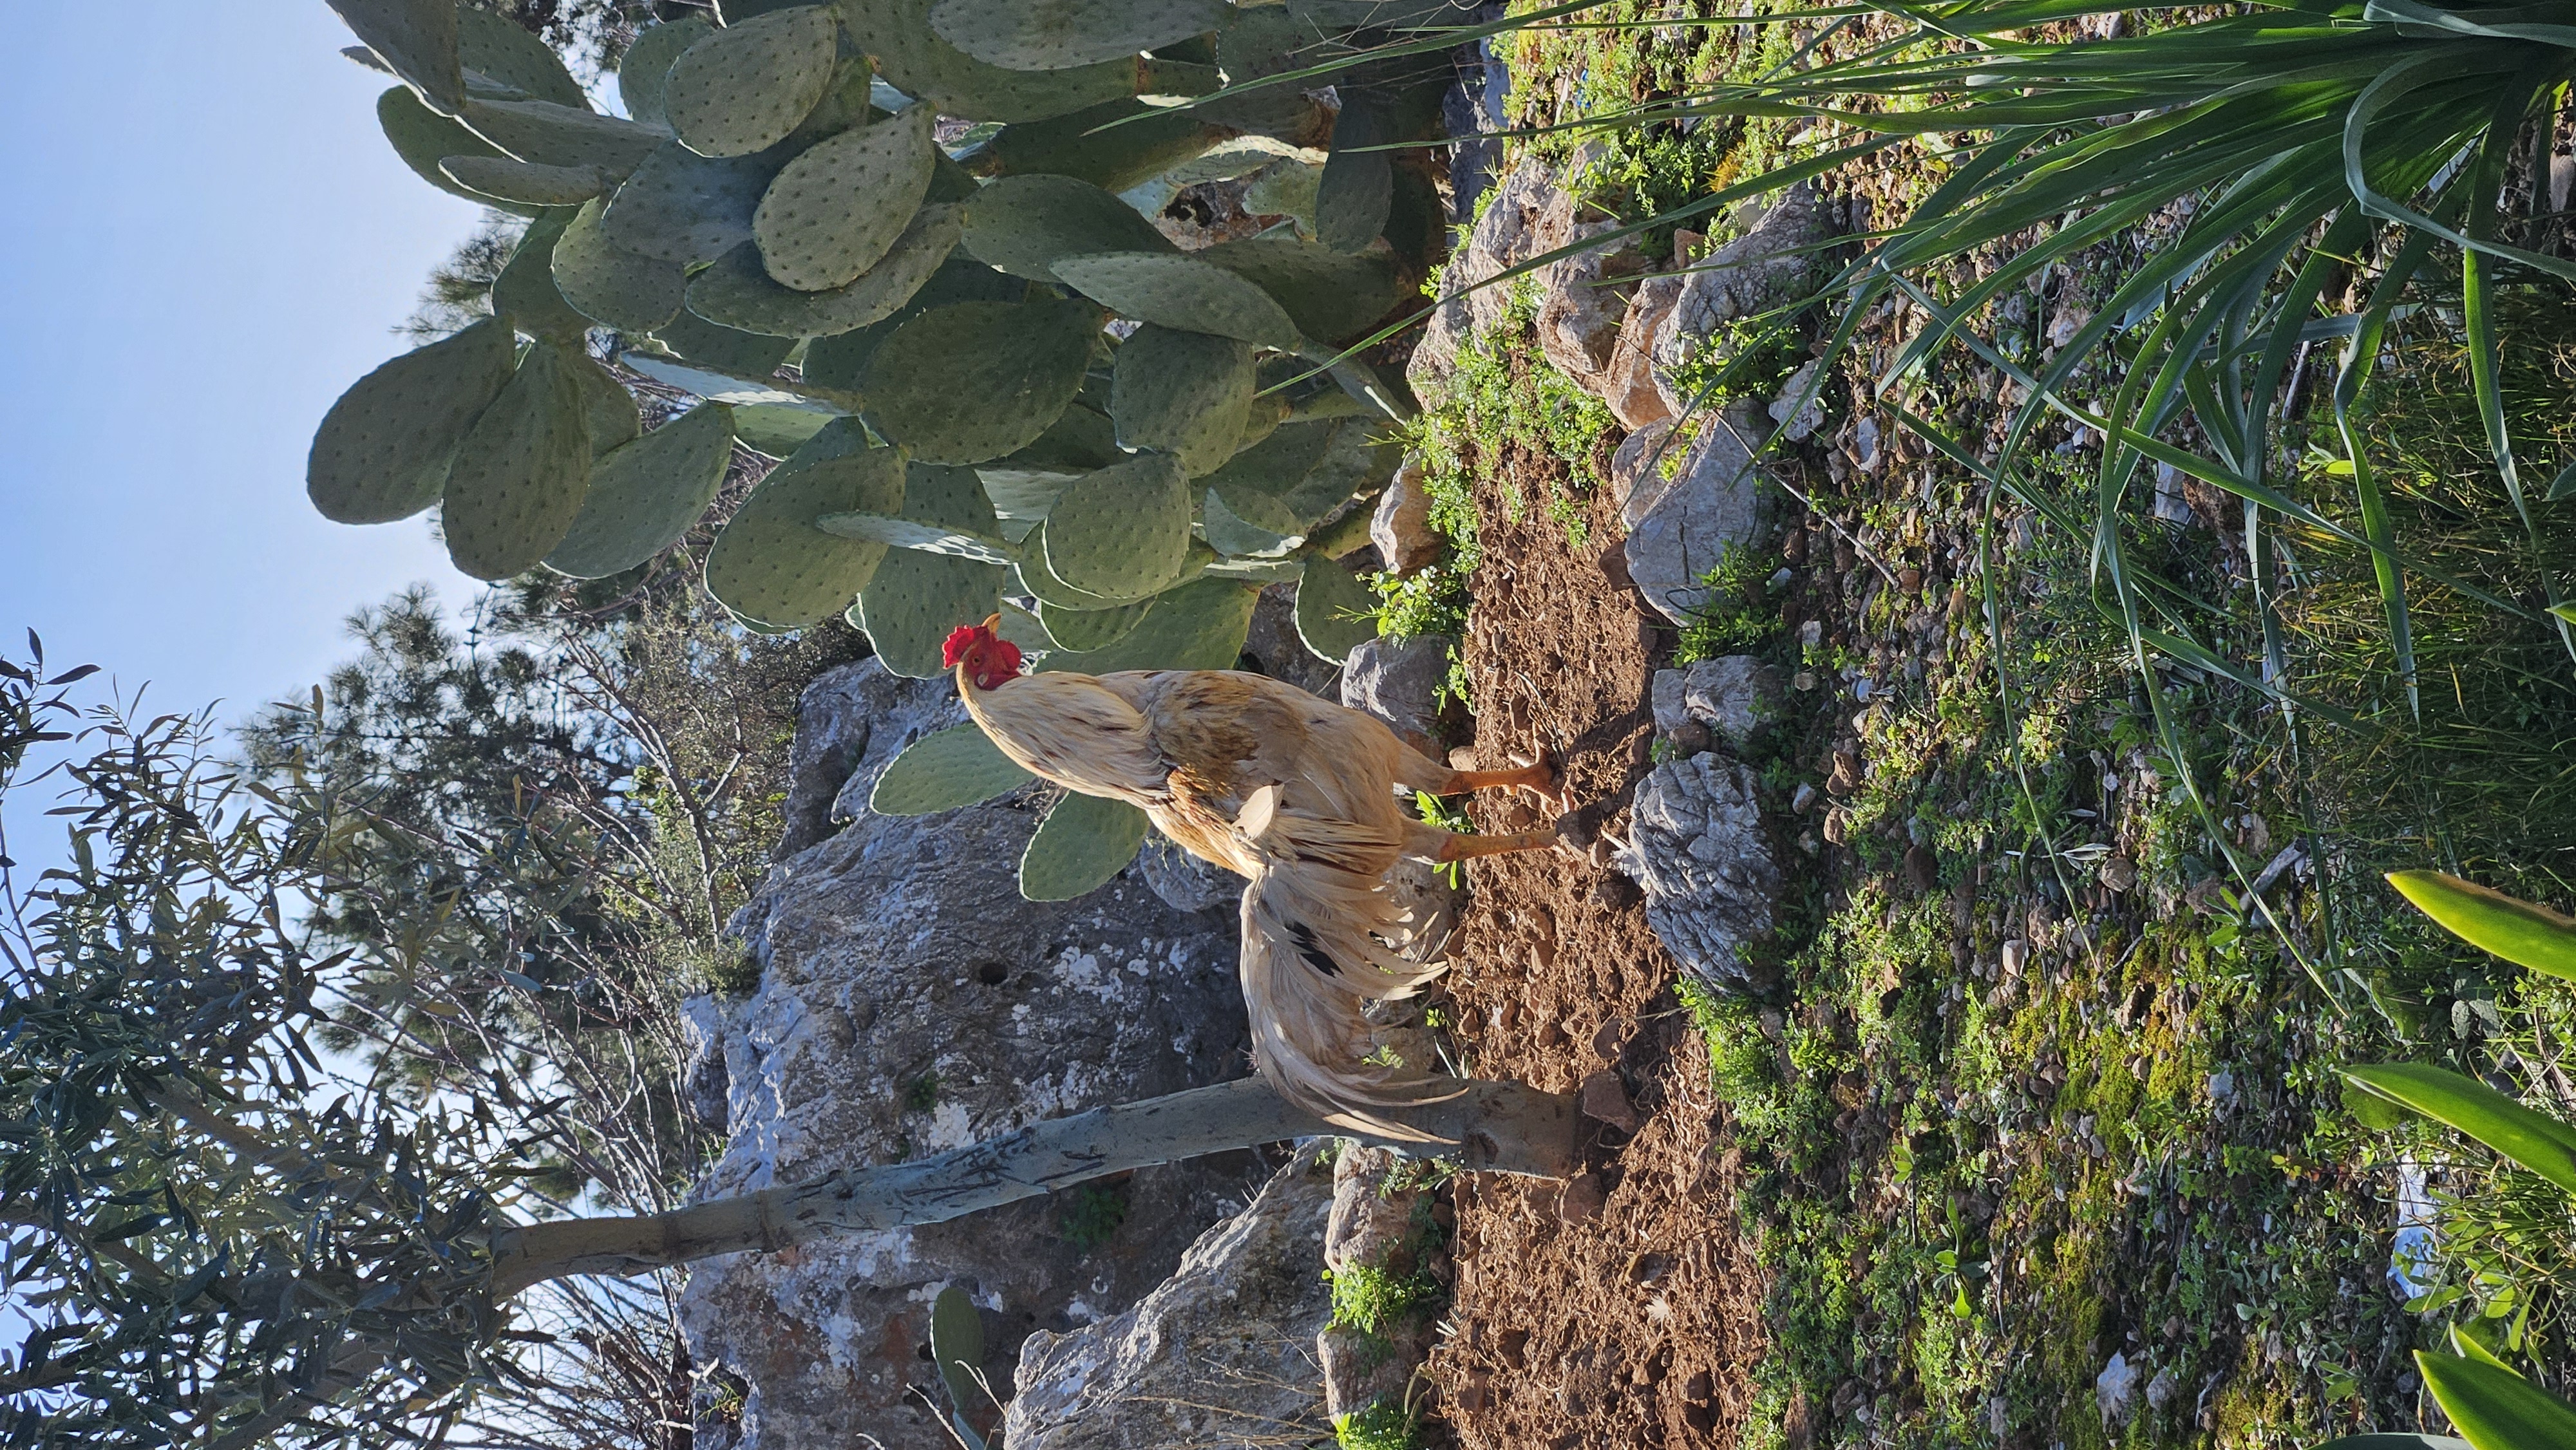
1676;540;1786;665
1333;1395;1425;1450
1327;1262;1445;1339
1057;1183;1128;1254
900;1073;939;1115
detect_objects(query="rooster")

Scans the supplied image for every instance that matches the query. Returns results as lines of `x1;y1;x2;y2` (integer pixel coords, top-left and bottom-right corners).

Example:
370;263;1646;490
942;617;1561;1135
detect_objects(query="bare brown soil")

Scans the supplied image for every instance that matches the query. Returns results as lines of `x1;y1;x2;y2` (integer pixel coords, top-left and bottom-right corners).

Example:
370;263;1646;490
1421;434;1770;1448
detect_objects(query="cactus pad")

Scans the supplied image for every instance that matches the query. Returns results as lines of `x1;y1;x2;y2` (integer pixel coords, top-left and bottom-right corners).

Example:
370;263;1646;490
545;402;737;578
378;88;527;212
753;106;938;290
844;0;1141;122
1199;235;1401;344
1036;596;1153;651
1019;792;1149;901
601;140;774;264
869;722;1033;816
730;404;833;458
703;422;905;626
1241;158;1321;232
1314;103;1392;253
455;6;587;108
440;341;597;581
440;155;610;206
1048;252;1298;351
927;0;1227;71
1109;325;1253;477
929;1286;986;1429
460;99;664;174
614;18;713;127
1292;549;1378;663
1041;452;1190;600
853;463;1007;677
1200;487;1300;558
665;6;840;158
975;99;1227;195
861;297;1097;464
567;348;642;455
489;209;591;341
329;0;464;115
684;203;962;337
960;174;1173;281
307;315;517;525
1038;575;1260;673
551;197;687;334
652;308;795;380
800;254;1028;390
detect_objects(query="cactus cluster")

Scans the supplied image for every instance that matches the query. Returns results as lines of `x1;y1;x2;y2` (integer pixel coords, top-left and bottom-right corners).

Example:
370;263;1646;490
311;0;1463;896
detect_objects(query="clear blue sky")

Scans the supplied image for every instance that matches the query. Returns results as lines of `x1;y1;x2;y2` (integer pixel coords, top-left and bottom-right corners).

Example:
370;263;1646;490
0;4;486;728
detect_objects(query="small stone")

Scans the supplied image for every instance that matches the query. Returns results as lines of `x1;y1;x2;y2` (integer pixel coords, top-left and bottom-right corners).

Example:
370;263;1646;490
1791;782;1819;814
1898;566;1922;592
1904;844;1937;894
1580;1069;1640;1132
1822;807;1852;845
1792;670;1817;692
1624;1250;1672;1283
1851;415;1881;473
1589;872;1643;910
2096;1351;2139;1426
1768;358;1826;441
1558;1172;1606;1223
1340;635;1452;753
2098;854;2138;893
1371;457;1441;574
1828;751;1861;795
2145;1366;2179;1413
1670;720;1711;756
2000;938;2027;983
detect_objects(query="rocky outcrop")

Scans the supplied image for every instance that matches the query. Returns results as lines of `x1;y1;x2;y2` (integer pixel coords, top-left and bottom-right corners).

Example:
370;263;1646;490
1613;752;1782;995
681;659;1265;1450
1650;184;1832;419
1003;1147;1338;1450
1340;634;1453;754
1318;1146;1445;1426
1410;151;1648;408
1650;657;1783;749
1372;457;1442;576
1602;271;1683;429
1622;399;1776;626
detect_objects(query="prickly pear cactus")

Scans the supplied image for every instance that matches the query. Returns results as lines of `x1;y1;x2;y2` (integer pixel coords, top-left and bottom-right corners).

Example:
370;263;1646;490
311;0;1457;896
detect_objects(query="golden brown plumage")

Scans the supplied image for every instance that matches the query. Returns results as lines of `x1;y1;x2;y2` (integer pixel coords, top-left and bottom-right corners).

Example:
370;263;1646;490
945;622;1558;1138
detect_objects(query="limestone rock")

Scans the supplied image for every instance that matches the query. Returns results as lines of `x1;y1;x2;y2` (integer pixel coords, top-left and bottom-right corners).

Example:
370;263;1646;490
683;659;1264;1450
1408;161;1558;404
1602;271;1681;429
1340;634;1452;753
1607;416;1678;522
2096;1351;2140;1426
1652;183;1832;419
1768;357;1826;442
1534;216;1644;395
1622;400;1774;625
1004;1148;1338;1450
1244;579;1342;699
1320;1146;1441;1422
1137;831;1243;914
1372;456;1441;575
1614;753;1781;995
1649;657;1782;748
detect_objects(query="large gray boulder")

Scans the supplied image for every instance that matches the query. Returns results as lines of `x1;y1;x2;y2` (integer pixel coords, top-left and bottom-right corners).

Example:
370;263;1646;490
1622;399;1775;625
1003;1147;1338;1450
1614;753;1782;994
681;659;1264;1450
1651;184;1832;419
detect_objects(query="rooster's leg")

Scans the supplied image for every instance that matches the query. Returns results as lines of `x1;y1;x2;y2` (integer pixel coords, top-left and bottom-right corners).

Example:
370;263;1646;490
1432;830;1558;863
1444;764;1558;797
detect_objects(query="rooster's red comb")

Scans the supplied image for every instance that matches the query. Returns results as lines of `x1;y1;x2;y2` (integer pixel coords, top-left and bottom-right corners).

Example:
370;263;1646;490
940;623;990;670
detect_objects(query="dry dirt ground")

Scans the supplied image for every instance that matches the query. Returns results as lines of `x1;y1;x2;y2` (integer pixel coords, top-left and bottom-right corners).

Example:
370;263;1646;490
1417;428;1772;1449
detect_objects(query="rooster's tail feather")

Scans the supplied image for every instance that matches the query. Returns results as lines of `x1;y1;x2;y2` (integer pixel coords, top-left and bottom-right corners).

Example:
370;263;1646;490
1237;829;1461;1144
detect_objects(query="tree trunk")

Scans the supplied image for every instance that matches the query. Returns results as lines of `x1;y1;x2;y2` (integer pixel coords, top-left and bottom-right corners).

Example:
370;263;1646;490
491;1075;1576;1299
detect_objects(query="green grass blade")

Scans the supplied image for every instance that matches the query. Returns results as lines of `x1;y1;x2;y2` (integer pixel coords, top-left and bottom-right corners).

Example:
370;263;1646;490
2415;1351;2576;1450
2339;1063;2576;1194
2387;869;2576;982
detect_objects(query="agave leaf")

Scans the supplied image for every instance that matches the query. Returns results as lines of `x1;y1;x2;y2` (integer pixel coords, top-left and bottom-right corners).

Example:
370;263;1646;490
2339;1063;2576;1196
2415;1350;2576;1450
2387;871;2576;983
